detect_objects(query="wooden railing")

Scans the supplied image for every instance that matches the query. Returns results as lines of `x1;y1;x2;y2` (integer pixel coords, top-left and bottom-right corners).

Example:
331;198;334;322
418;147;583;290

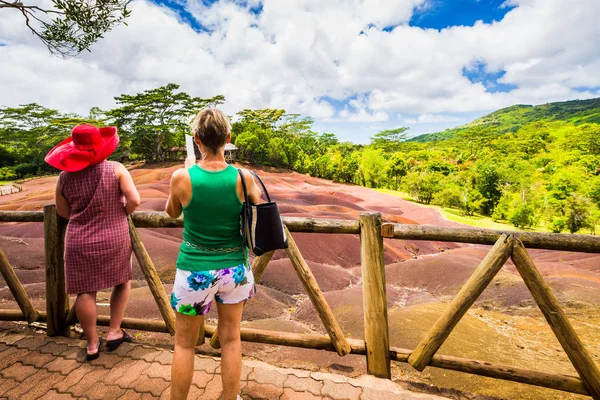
1;207;599;399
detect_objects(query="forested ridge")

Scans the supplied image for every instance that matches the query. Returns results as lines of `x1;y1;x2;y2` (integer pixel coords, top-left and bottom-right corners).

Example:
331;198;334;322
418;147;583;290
409;98;600;142
1;83;599;234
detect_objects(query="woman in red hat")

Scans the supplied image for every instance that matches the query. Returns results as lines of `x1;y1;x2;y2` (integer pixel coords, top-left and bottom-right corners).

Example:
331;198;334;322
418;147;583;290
46;124;141;361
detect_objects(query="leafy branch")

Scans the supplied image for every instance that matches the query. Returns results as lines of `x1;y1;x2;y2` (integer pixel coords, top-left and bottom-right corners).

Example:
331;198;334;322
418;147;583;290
0;0;131;57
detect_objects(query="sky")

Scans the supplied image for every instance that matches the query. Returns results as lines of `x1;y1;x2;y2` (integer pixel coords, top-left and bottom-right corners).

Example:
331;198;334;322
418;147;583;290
1;0;599;143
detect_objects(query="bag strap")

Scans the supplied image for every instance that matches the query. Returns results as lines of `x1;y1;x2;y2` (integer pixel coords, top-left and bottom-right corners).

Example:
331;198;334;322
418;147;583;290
237;169;250;265
237;168;250;205
249;170;271;203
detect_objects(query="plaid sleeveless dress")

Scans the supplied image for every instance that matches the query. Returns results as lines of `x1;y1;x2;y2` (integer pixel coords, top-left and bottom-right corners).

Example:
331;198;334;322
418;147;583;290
60;161;132;294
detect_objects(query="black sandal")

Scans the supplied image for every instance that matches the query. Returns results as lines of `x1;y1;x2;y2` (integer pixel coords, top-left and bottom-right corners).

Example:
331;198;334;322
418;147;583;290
86;339;102;361
106;329;132;351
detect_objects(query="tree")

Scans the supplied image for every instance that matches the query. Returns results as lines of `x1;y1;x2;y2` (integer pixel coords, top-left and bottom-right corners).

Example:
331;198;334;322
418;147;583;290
434;186;462;209
476;161;504;215
565;194;593;233
0;103;82;176
547;167;583;201
404;171;443;204
106;84;224;162
509;202;535;229
358;148;387;188
387;153;408;189
316;133;339;151
588;175;600;208
569;123;600;155
267;137;288;166
331;149;360;184
425;159;456;176
234;124;270;164
310;154;333;180
236;109;286;129
0;0;131;57
370;127;408;152
492;193;511;222
456;125;498;158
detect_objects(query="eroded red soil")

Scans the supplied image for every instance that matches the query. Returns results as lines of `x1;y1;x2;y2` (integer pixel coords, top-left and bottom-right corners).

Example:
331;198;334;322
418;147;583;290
1;163;599;400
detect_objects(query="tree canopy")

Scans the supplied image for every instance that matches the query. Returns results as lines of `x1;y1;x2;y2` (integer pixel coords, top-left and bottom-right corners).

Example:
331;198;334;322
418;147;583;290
106;83;224;162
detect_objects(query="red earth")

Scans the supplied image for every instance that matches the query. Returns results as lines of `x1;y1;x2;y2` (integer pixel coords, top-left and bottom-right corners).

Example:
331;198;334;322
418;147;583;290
1;163;599;399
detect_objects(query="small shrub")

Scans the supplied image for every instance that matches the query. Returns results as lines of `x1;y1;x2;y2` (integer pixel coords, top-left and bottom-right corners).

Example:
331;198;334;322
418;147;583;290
0;167;17;181
551;216;566;233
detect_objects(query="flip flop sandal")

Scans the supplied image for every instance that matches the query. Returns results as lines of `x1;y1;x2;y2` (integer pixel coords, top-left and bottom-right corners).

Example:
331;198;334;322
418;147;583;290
106;329;133;351
86;339;102;361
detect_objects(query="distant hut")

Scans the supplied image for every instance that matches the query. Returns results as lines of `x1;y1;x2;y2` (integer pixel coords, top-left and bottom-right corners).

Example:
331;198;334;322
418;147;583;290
165;146;187;161
225;143;239;163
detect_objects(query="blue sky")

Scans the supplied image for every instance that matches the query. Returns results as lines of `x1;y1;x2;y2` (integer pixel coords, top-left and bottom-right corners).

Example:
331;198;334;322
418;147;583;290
410;0;515;30
1;0;599;143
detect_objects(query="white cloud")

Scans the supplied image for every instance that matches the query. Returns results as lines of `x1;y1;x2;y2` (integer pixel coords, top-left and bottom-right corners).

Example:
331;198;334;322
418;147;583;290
402;114;461;124
0;0;599;141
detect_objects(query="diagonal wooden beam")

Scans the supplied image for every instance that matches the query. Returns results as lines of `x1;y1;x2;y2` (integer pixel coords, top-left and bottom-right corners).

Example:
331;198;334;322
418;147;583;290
209;250;275;349
408;234;514;371
128;218;176;336
511;239;600;399
0;246;40;323
284;226;351;357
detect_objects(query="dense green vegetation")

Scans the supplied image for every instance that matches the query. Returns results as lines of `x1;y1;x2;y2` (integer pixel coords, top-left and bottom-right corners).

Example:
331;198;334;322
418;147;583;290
229;101;600;234
409;98;600;142
1;83;599;233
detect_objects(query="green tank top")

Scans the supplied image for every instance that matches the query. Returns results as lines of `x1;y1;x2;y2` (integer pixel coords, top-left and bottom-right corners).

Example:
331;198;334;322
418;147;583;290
176;164;246;271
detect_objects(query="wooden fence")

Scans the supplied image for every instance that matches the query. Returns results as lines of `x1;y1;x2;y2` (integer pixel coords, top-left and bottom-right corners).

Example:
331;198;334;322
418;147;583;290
0;206;599;399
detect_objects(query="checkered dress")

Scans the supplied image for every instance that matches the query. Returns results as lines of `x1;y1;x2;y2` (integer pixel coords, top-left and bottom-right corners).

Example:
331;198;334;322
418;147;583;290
60;161;132;294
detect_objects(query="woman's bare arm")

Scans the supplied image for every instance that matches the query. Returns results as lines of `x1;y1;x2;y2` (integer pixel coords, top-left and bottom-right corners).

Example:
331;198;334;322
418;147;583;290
55;176;71;219
115;163;141;215
165;169;185;218
239;169;263;204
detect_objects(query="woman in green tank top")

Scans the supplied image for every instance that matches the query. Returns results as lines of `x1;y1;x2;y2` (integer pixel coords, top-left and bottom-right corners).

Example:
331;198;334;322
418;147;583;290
165;109;262;400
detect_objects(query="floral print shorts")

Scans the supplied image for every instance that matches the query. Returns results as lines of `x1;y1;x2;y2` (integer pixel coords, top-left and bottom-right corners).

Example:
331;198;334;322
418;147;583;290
170;263;256;316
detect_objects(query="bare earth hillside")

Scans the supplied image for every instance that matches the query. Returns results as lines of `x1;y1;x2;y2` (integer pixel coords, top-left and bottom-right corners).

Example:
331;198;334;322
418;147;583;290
1;164;599;400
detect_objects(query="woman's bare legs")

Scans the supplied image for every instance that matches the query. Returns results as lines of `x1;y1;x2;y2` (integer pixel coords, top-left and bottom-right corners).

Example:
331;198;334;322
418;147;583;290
75;291;99;354
217;302;245;400
108;281;131;341
171;313;204;400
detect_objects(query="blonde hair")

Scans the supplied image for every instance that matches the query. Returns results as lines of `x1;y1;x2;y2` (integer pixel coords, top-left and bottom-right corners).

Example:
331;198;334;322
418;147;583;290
191;108;231;154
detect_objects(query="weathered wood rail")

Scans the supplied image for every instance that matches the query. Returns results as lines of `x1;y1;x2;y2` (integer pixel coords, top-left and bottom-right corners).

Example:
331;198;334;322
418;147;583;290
0;208;599;398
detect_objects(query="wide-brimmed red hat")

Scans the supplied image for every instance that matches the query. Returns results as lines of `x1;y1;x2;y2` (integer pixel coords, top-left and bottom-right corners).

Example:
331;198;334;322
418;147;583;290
45;124;119;172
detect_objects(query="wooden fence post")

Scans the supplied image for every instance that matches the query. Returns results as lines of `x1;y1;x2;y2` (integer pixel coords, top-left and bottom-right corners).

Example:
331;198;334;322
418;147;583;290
128;218;176;336
360;212;391;379
408;234;513;371
0;246;39;323
512;240;600;399
284;226;352;357
44;204;70;337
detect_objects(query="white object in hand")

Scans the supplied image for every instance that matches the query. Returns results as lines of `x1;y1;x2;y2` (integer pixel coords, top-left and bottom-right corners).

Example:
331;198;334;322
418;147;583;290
185;134;196;161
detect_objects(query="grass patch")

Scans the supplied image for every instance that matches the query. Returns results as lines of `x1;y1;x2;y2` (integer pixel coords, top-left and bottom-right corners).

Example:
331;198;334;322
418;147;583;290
376;188;547;232
378;188;599;234
439;208;545;232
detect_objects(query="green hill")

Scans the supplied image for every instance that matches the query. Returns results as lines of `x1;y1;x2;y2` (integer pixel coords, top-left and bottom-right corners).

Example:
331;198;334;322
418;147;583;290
409;97;600;142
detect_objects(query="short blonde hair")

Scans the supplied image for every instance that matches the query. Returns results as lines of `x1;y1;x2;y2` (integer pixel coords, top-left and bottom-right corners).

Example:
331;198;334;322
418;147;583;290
191;108;231;154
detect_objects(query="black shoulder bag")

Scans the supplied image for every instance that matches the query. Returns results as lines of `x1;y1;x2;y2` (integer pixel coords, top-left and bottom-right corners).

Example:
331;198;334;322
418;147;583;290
238;169;288;256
